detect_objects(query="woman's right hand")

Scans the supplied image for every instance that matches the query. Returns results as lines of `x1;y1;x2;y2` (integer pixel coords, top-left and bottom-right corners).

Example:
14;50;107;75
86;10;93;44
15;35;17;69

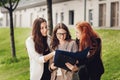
65;62;79;72
50;63;57;70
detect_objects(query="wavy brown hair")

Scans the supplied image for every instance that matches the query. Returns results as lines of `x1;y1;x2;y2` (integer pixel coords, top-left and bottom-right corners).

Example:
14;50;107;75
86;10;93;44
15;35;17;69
50;23;71;50
32;17;47;54
76;21;100;54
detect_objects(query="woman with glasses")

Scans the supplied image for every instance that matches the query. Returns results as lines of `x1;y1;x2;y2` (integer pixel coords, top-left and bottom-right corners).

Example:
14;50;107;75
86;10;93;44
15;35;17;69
50;23;78;80
26;17;55;80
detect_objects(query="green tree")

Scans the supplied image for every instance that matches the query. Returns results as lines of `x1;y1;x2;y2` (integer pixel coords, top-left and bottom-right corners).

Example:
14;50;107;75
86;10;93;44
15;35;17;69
46;0;53;36
0;0;20;58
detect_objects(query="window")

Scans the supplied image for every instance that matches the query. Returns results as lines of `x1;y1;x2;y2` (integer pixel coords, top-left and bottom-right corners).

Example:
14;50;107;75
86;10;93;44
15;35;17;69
42;14;44;18
55;13;58;24
20;14;22;27
14;15;16;27
30;13;33;27
111;2;119;27
61;12;64;22
99;4;106;27
6;13;9;26
69;10;74;25
89;9;93;25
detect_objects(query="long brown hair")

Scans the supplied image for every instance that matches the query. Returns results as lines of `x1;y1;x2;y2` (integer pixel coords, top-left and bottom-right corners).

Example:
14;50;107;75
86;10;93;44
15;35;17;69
76;21;100;52
50;23;71;50
32;17;47;54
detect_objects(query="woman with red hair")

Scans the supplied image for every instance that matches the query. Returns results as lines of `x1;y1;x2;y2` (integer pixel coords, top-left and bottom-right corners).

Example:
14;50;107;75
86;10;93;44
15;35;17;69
66;21;104;80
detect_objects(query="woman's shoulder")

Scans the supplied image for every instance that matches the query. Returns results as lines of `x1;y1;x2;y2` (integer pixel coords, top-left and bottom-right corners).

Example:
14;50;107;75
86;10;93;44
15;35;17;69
92;37;101;44
47;35;51;40
67;39;78;52
69;39;77;44
26;36;33;43
89;37;101;56
67;39;78;47
95;37;101;43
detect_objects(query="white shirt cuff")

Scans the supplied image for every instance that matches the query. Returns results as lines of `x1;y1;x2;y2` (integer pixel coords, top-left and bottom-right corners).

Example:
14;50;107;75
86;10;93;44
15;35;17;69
39;56;45;63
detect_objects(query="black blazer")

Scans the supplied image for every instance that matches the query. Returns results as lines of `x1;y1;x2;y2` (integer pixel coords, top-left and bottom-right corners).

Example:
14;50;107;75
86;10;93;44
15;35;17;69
85;38;104;76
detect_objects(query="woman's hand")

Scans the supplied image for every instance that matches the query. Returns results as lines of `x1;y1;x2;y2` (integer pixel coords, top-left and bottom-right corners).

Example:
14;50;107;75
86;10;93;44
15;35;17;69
44;51;55;62
50;63;57;70
65;62;79;72
51;51;55;56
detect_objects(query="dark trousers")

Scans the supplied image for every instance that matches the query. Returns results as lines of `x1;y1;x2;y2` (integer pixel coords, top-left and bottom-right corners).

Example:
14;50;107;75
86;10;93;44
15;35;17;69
78;67;101;80
89;75;101;80
41;72;51;80
78;67;89;80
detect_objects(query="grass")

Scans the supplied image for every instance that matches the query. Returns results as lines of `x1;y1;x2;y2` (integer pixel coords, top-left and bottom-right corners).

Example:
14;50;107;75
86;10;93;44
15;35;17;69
0;28;120;80
0;28;31;80
97;30;120;80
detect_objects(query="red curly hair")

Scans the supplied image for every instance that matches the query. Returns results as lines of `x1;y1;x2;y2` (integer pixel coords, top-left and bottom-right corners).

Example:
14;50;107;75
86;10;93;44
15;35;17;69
76;21;99;52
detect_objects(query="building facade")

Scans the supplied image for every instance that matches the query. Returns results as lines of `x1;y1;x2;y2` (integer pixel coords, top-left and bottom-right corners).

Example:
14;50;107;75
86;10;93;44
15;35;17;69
0;0;120;28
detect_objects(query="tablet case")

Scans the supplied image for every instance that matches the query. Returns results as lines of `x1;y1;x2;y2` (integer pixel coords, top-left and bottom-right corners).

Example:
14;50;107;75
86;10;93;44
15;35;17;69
54;47;90;71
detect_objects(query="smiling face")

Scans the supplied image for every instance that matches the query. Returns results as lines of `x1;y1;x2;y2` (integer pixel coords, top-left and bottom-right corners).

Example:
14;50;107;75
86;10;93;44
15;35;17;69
56;28;67;42
40;22;48;37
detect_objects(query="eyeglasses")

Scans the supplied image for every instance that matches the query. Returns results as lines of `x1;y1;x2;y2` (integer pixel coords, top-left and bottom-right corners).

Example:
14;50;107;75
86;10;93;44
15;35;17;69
56;33;67;36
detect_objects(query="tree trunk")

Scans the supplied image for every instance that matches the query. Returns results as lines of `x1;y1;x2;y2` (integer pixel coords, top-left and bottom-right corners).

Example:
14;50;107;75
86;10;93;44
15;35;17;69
9;9;16;58
47;0;53;36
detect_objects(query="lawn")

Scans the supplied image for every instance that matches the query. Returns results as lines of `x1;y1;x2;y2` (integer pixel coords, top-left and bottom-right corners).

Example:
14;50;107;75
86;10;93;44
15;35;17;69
0;28;120;80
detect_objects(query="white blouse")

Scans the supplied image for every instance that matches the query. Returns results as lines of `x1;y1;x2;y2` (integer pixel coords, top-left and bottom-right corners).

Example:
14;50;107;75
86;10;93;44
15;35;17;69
26;36;50;80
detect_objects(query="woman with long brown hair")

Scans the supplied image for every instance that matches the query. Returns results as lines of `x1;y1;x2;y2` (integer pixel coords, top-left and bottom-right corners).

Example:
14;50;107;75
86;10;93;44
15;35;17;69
66;21;104;80
26;17;54;80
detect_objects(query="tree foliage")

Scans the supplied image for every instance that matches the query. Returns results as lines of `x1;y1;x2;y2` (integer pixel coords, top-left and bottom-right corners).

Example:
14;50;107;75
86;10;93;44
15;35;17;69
0;0;19;11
